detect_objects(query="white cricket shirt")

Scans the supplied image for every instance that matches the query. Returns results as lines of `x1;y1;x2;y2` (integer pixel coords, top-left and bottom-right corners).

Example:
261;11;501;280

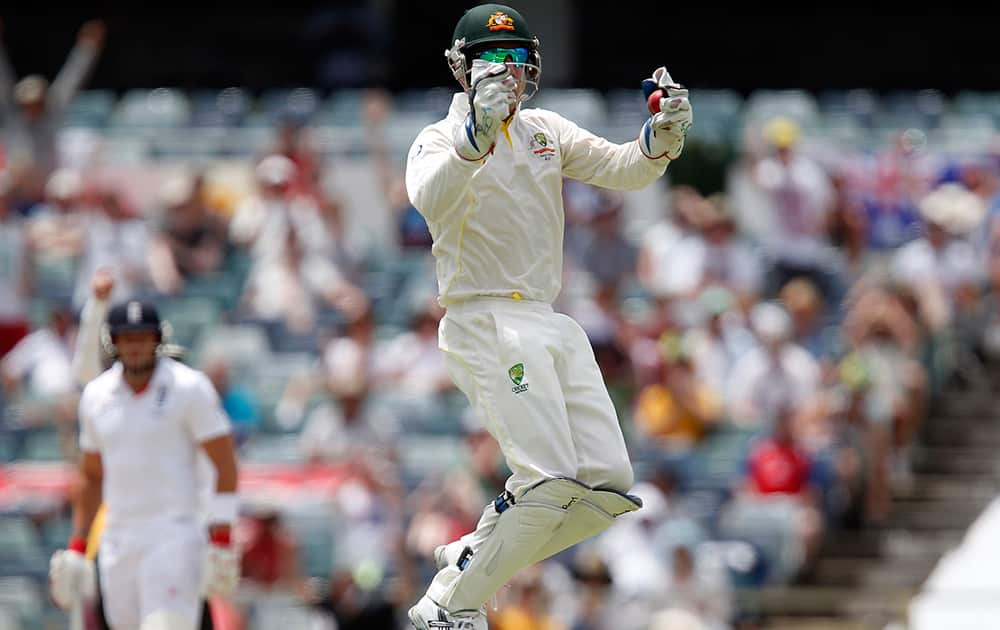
78;358;231;528
406;94;668;306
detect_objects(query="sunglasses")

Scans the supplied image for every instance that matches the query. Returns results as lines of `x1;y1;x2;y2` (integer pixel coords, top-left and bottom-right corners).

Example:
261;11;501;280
477;47;529;65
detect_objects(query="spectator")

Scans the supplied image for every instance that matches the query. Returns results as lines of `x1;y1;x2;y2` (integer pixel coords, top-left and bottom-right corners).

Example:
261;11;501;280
364;89;433;251
826;171;871;281
842;284;929;521
653;194;764;308
297;335;399;463
752;116;842;305
148;173;229;295
649;608;708;630
405;471;483;567
203;355;260;444
240;225;367;333
684;287;754;398
565;186;637;288
460;413;506;498
73;189;150;307
891;183;986;334
854;130;935;253
312;569;396;630
636;187;711;300
270;114;322;199
239;508;303;593
565;552;615;630
0;303;76;406
26;168;87;298
720;400;825;583
779;277;839;363
0;172;31;356
371;300;450;398
656;544;732;630
726;302;821;428
0;19;106;203
491;564;566;630
696;194;765;305
597;482;673;602
229;154;327;262
634;333;723;449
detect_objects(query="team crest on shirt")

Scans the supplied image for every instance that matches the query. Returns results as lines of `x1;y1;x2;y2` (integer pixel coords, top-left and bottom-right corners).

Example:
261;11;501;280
529;132;556;161
486;11;515;31
509;363;529;394
153;385;169;416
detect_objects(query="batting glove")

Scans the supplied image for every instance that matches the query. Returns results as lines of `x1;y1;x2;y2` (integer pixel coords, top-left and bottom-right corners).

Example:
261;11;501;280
49;542;96;610
638;66;693;160
201;528;240;598
454;59;517;161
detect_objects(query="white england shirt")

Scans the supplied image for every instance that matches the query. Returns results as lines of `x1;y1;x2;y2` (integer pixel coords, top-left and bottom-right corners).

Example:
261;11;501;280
78;358;231;528
406;94;668;306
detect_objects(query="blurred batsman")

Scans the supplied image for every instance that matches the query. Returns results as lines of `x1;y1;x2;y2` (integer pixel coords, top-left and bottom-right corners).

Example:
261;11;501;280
405;3;692;629
49;299;240;630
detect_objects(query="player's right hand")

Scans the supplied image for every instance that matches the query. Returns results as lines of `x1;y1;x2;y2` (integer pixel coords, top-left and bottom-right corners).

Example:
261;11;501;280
455;59;517;161
92;268;114;301
49;548;96;610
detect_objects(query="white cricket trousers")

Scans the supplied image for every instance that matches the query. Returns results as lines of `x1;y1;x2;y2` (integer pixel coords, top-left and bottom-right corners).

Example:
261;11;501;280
98;518;205;630
440;297;634;497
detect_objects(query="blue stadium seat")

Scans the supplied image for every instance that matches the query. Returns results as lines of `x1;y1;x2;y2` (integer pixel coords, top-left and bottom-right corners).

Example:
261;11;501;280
240;434;304;465
259;88;319;124
193;324;271;370
190;88;251;127
745;89;821;131
0;577;44;629
532;89;607;132
818;88;879;128
20;428;64;462
0;516;47;575
316;89;365;126
64;90;116;128
109;88;192;128
156;296;224;350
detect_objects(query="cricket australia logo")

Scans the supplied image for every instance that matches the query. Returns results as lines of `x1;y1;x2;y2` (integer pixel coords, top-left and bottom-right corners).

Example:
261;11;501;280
529;132;556;161
509;363;529;394
486;11;515;31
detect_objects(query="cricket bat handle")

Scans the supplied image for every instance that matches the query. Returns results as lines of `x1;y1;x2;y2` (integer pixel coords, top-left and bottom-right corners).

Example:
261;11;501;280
69;595;84;630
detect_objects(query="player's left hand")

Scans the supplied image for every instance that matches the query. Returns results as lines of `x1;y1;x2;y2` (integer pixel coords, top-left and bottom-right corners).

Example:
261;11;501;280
638;66;693;160
202;529;240;598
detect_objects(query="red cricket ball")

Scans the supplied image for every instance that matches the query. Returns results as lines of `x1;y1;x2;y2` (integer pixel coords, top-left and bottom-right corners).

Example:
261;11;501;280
647;89;664;114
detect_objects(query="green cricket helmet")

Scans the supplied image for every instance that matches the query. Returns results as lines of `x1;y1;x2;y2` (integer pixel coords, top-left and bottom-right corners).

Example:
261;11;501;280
445;3;542;102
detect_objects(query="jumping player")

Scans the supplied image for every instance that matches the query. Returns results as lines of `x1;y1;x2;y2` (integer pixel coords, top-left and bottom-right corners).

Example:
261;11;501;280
404;3;693;628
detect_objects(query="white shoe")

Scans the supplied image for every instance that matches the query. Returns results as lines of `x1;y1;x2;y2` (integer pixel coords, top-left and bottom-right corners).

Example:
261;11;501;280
408;594;487;630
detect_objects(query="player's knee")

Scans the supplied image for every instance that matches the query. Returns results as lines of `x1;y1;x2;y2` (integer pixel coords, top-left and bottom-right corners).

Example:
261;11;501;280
140;609;197;630
600;461;635;495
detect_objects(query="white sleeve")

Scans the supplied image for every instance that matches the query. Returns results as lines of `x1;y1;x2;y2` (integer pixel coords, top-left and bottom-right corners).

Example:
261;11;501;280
71;296;109;387
185;373;232;443
553;112;668;190
78;387;100;453
405;123;487;223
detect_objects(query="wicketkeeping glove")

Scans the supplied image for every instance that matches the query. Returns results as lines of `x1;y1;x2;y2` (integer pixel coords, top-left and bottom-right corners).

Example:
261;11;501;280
454;59;518;161
638;66;693;160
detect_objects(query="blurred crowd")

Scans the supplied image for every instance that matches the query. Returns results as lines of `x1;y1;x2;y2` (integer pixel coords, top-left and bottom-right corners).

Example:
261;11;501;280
2;20;1000;630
